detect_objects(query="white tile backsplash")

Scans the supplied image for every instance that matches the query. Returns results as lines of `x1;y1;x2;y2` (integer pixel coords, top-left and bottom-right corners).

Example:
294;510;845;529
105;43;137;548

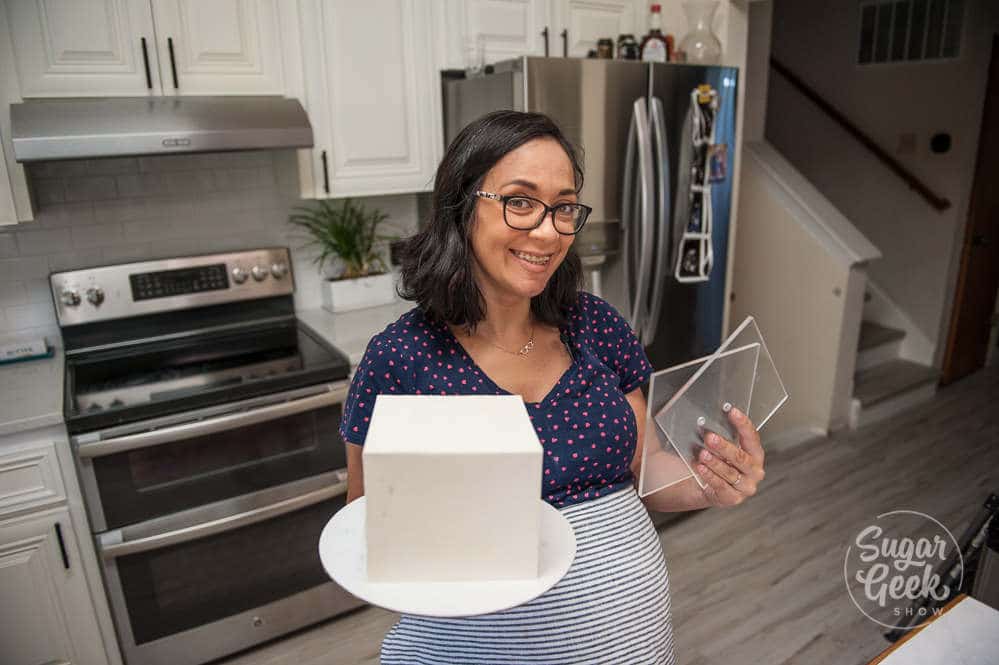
14;228;73;256
70;222;124;249
35;202;96;228
7;303;57;330
0;282;27;308
0;257;50;282
0;234;17;258
0;150;419;338
64;175;117;202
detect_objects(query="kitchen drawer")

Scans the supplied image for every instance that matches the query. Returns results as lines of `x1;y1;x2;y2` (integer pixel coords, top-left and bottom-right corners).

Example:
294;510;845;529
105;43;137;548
0;441;66;519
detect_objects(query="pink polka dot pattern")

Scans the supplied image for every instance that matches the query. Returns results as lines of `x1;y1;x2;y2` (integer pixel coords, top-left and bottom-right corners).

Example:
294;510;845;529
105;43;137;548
338;290;653;508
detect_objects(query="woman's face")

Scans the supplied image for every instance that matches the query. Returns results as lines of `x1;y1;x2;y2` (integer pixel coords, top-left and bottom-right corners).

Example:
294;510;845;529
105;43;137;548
469;137;577;304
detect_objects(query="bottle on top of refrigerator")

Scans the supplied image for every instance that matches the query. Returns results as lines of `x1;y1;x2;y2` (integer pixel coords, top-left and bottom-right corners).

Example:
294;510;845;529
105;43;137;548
617;34;640;60
640;4;673;62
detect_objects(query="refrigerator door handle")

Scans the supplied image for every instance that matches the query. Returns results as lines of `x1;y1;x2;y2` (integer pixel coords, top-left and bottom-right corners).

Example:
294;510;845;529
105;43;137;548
621;101;637;327
633;99;655;342
644;96;671;346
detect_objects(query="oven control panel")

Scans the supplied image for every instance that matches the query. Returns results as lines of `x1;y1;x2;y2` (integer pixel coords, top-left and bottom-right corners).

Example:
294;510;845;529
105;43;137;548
130;263;230;301
51;248;295;326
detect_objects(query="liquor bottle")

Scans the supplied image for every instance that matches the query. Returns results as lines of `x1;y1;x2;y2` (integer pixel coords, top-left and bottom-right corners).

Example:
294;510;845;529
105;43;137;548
640;4;673;62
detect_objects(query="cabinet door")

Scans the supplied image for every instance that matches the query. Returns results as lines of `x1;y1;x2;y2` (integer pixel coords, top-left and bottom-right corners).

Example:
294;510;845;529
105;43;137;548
450;0;551;64
557;0;637;58
149;0;286;95
0;142;18;226
0;508;108;665
314;0;439;197
3;0;159;97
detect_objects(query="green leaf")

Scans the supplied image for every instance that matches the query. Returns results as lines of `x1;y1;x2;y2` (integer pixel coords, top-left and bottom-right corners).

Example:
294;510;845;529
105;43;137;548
286;196;397;278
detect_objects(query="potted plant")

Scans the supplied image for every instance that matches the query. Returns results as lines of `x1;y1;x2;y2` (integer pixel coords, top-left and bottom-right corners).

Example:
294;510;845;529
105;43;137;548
289;198;400;313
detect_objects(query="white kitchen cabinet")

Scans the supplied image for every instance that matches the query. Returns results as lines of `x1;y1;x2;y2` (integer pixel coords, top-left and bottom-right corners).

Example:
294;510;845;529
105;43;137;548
3;0;158;97
0;426;120;665
447;0;641;64
0;506;108;665
0;139;18;226
2;0;289;97
296;0;443;198
558;0;638;58
447;0;551;65
148;0;287;95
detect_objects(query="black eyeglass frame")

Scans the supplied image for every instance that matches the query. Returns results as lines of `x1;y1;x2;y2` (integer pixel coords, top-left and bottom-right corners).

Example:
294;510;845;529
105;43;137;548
474;190;593;236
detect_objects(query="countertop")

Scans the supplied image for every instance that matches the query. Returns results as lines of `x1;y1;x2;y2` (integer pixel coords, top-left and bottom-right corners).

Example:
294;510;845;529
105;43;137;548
298;299;415;371
0;336;65;437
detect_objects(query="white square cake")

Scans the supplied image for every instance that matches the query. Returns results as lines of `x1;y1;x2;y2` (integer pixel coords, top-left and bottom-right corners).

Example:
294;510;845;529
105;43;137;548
362;394;543;583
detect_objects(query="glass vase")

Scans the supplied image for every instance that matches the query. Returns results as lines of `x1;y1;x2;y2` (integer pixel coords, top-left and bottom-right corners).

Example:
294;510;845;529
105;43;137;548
678;1;722;65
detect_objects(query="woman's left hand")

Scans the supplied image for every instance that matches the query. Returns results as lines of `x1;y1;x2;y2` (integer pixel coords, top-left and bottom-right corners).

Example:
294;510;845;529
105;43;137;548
695;407;766;507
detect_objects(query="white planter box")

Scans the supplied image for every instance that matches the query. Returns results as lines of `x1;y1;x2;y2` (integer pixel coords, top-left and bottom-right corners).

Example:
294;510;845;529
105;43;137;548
321;271;397;313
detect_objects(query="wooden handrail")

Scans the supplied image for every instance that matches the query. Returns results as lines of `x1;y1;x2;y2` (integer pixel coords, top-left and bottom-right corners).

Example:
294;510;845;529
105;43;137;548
770;57;951;212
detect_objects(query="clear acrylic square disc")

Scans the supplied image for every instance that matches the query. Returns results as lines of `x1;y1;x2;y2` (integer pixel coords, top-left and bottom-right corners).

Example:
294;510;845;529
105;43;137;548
638;316;788;497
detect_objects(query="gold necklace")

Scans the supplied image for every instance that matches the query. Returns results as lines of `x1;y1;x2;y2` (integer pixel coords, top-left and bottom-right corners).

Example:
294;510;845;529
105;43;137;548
472;321;536;356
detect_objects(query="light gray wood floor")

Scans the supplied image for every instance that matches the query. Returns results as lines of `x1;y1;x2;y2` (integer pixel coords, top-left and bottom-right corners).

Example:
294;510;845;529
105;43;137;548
220;366;998;665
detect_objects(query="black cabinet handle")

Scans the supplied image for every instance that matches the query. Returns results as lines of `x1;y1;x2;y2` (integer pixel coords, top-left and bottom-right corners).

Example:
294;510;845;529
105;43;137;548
140;37;152;89
54;523;70;570
321;150;330;194
167;37;179;89
541;27;549;57
560;29;568;57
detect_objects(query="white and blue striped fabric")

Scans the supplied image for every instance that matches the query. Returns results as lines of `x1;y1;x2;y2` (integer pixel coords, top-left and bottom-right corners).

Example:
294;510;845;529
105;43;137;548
380;487;677;664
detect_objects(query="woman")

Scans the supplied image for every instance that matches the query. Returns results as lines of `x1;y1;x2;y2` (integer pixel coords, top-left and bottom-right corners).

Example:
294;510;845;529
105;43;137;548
338;110;766;664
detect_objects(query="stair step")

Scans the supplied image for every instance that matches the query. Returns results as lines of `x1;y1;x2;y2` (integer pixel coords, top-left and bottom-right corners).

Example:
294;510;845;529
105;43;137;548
854;360;940;408
858;321;906;351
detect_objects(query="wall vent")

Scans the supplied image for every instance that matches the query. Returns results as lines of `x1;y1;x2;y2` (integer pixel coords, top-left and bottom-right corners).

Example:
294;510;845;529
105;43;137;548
858;0;964;65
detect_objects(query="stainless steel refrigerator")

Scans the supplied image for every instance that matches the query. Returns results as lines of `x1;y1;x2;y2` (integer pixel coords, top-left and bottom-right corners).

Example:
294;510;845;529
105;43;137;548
442;56;739;371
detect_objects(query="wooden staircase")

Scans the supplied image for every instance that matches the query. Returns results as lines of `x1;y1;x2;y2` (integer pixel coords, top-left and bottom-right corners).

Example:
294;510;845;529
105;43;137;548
851;321;940;428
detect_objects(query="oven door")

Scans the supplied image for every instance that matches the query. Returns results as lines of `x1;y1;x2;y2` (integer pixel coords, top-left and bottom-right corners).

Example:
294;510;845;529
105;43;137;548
73;383;349;532
96;472;363;665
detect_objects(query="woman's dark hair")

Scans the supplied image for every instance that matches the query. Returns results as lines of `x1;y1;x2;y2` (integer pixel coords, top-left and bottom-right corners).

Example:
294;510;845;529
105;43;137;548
395;110;584;333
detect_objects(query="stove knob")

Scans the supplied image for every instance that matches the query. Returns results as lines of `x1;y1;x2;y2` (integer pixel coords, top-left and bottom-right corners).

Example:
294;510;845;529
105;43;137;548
231;266;248;284
60;289;81;307
270;262;288;279
86;287;105;307
251;265;269;282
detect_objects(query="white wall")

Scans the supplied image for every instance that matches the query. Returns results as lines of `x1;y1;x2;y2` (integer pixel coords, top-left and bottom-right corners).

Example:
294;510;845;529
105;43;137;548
733;143;878;441
766;0;999;363
0;151;418;340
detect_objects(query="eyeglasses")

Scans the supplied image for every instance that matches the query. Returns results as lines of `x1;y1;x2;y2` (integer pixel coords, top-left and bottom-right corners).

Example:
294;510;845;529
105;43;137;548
474;191;592;236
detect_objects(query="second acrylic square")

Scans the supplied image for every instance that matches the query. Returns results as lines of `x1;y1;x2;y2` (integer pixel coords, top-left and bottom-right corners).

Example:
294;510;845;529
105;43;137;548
639;343;760;495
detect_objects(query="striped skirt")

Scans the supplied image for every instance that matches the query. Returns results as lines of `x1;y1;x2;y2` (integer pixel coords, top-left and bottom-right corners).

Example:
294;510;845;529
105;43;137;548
380;486;677;664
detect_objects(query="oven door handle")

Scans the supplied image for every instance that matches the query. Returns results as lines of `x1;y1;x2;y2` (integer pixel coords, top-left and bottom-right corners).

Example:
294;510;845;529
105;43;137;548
77;385;348;459
98;477;349;559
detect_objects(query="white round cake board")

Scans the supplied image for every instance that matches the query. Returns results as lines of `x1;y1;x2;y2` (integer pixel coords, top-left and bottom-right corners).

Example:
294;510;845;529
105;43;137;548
318;497;577;617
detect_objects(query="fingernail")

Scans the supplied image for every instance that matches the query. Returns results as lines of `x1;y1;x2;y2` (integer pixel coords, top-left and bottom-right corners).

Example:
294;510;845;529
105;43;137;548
722;402;732;413
700;449;712;462
698;464;709;474
706;433;720;447
731;407;744;421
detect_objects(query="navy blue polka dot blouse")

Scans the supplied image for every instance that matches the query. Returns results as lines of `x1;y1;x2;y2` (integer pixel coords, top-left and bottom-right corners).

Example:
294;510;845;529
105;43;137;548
338;290;654;508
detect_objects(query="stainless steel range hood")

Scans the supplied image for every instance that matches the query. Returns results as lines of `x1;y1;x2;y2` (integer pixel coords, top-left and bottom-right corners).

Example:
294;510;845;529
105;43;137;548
10;96;313;162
